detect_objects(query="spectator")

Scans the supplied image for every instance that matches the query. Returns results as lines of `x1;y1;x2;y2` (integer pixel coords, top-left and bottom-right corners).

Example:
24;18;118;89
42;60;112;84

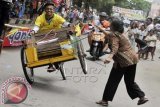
128;21;140;50
139;24;147;40
145;29;157;61
78;9;84;22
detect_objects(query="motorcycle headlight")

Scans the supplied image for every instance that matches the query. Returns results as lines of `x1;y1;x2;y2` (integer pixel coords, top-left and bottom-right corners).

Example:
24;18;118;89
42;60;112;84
94;36;101;41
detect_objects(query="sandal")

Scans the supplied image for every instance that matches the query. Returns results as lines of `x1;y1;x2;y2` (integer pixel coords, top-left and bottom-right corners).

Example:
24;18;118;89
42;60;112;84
47;65;56;73
137;97;149;105
96;100;108;106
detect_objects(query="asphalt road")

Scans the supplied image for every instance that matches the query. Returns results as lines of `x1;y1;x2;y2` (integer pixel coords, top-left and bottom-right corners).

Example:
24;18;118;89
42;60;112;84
0;38;160;107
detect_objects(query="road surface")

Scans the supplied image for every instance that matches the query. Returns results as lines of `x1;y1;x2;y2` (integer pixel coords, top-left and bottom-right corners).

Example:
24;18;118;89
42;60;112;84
0;39;160;107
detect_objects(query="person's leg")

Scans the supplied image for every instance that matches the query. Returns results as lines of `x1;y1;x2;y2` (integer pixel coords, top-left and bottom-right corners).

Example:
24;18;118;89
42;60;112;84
145;51;149;60
124;64;145;99
88;33;92;47
151;46;156;61
102;44;109;52
143;46;148;59
124;64;148;105
86;32;93;52
151;47;154;60
102;65;124;101
102;38;109;53
54;62;59;69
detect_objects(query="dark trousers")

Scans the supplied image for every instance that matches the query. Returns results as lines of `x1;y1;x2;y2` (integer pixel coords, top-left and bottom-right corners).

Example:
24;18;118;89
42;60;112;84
0;1;10;38
102;64;145;101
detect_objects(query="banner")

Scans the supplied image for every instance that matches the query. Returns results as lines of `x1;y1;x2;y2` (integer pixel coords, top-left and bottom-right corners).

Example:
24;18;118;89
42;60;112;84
112;6;146;20
3;28;31;47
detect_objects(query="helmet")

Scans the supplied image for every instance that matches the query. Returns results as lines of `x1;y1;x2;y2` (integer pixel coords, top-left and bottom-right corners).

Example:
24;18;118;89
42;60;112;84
99;12;108;17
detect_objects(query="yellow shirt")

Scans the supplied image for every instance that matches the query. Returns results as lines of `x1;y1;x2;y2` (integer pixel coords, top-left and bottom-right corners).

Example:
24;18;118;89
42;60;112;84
35;13;65;33
75;24;81;36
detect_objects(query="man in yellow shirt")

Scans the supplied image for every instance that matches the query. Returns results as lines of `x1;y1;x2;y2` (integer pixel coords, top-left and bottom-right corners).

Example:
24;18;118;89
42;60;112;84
30;2;69;34
30;2;70;72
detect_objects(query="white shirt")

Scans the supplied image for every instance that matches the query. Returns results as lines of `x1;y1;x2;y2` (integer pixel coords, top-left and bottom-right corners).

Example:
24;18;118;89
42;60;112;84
123;19;130;25
129;28;140;40
79;12;84;19
145;35;157;47
155;24;160;31
146;23;154;33
139;30;147;40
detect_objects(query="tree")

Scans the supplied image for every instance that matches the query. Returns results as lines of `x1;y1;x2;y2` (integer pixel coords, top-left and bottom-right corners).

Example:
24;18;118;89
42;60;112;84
115;0;151;12
73;0;151;15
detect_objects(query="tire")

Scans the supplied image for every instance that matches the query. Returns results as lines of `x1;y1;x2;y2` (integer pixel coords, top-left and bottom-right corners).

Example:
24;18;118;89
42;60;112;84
59;63;66;80
91;46;98;60
21;47;34;84
77;41;87;74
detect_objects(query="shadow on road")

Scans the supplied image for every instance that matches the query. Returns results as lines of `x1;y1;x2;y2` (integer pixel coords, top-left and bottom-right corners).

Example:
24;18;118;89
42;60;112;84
3;46;22;52
31;81;80;96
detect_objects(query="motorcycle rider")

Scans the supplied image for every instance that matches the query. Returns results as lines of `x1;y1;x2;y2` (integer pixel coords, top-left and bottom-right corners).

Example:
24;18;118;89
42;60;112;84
87;12;110;53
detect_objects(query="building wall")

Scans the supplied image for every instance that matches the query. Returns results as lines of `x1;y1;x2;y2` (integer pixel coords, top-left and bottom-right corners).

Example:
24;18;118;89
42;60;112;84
149;0;160;18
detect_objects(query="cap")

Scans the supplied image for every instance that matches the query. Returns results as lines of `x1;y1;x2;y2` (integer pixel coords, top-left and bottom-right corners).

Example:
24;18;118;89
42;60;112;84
44;2;56;9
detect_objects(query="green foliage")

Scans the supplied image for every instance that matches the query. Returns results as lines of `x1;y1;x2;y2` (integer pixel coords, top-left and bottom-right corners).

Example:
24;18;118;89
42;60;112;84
115;0;151;12
74;0;151;15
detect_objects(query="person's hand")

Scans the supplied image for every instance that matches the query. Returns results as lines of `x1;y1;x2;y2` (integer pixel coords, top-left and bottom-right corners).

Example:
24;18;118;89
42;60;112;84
104;57;112;64
29;30;35;36
95;25;101;30
69;25;76;35
95;25;106;32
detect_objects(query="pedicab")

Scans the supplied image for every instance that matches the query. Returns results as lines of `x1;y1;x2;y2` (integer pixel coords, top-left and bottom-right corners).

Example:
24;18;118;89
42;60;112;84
20;24;87;84
7;25;87;84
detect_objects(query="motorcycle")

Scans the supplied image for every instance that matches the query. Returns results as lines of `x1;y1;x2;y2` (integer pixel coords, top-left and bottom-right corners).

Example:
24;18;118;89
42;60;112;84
89;31;106;60
82;23;110;60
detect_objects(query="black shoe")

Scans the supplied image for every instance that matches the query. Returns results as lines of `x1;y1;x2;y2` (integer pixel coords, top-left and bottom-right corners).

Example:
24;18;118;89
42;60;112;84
137;97;149;105
96;100;108;106
100;52;106;56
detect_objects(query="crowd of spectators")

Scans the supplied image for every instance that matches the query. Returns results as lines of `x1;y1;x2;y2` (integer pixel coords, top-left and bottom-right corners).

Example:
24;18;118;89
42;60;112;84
10;0;99;23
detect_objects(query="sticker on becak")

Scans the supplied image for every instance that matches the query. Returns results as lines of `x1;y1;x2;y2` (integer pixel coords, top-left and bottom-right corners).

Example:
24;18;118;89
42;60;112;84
7;29;31;44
